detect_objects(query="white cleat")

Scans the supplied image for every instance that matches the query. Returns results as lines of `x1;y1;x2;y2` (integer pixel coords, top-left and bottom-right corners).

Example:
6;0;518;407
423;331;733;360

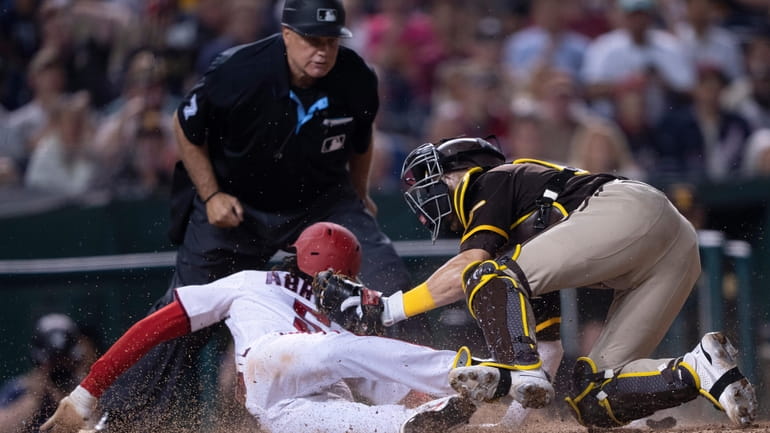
449;365;554;409
683;332;757;426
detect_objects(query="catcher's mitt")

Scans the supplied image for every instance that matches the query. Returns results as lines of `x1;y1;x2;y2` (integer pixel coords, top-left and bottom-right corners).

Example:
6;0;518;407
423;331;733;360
312;270;384;335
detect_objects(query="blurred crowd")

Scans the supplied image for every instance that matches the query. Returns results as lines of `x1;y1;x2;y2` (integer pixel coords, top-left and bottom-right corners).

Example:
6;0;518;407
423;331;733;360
3;0;770;201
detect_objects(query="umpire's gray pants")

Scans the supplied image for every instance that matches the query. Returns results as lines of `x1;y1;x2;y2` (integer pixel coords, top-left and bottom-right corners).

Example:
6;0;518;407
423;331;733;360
517;179;701;371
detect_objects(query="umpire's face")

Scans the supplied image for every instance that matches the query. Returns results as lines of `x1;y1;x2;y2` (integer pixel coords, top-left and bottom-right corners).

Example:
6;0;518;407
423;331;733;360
283;26;340;87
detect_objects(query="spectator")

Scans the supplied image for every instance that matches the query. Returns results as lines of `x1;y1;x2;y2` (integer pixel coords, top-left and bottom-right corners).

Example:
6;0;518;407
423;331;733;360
581;0;695;125
1;46;67;181
0;314;84;433
428;0;477;61
425;18;512;143
723;30;770;130
742;128;770;177
656;65;751;181
715;0;770;40
568;119;645;179
24;91;97;196
503;103;544;160
569;0;614;39
425;62;511;143
673;0;745;81
362;0;445;136
194;0;273;77
91;50;177;198
0;0;43;110
529;70;597;163
37;0;125;108
502;0;590;92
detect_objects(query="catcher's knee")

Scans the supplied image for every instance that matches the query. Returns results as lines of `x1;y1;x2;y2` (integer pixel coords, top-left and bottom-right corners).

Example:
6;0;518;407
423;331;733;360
565;357;699;428
462;255;531;312
461;257;541;368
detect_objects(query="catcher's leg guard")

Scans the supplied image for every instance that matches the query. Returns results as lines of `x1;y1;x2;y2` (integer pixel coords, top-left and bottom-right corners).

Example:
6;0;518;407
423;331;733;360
565;357;699;428
462;259;540;368
453;258;554;409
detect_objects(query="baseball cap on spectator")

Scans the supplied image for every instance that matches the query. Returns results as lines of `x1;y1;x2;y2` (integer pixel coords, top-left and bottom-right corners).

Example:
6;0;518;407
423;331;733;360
282;0;352;38
30;313;81;366
618;0;656;12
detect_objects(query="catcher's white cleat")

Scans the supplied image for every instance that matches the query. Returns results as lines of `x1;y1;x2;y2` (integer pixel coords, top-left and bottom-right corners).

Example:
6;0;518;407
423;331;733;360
449;365;554;409
400;395;477;433
683;332;757;426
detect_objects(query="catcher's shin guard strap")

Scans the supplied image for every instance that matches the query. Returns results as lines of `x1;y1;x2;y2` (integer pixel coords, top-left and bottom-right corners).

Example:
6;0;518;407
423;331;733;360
566;357;700;428
496;255;532;298
465;268;540;368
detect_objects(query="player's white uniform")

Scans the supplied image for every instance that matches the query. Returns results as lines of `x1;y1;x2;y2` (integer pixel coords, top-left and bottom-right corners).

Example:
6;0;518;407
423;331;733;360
175;270;458;433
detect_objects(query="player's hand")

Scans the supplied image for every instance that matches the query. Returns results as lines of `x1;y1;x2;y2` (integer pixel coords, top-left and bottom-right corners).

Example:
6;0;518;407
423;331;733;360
40;386;97;433
205;192;244;228
312;271;385;335
312;271;408;335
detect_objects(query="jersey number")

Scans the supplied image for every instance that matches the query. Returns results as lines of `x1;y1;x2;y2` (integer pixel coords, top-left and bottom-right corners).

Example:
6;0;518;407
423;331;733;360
292;300;331;333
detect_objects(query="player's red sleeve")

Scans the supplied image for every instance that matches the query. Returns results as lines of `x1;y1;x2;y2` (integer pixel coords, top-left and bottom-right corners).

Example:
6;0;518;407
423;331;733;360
80;300;191;398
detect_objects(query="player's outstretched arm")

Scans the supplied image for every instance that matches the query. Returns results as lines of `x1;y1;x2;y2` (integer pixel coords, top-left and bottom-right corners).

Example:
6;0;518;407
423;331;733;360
312;249;490;332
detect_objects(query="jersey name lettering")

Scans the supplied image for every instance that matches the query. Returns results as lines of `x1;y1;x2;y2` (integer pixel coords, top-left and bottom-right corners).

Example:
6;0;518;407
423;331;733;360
265;271;313;300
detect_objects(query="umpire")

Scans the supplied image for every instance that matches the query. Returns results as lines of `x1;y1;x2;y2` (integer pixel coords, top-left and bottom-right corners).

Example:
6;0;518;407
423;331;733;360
99;0;416;430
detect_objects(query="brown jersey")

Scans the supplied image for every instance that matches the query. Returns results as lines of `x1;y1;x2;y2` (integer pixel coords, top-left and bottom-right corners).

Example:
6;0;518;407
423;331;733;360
456;161;619;256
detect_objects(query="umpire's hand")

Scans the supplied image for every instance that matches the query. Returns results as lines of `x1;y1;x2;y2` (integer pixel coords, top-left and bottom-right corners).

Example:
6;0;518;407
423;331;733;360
205;192;244;227
40;386;96;433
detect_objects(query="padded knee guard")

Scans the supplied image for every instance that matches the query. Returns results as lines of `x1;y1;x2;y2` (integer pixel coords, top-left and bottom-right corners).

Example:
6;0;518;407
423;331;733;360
565;357;700;428
462;258;540;369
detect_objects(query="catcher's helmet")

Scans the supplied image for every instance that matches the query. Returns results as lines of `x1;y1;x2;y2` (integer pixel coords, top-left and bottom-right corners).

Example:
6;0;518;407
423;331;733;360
282;0;352;38
401;137;505;241
30;313;80;366
292;222;361;277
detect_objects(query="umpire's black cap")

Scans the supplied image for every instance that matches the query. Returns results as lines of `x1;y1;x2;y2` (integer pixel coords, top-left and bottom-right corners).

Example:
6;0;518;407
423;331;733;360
282;0;352;38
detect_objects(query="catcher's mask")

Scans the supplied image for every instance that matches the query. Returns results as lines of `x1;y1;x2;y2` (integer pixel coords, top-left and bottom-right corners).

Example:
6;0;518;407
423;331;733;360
401;137;505;241
292;222;361;277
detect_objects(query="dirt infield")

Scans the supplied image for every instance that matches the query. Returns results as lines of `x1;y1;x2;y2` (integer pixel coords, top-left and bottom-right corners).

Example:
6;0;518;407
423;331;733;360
455;398;768;433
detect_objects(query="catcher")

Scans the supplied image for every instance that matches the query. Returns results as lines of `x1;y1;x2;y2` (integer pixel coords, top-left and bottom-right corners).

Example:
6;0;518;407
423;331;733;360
316;137;757;429
41;222;490;433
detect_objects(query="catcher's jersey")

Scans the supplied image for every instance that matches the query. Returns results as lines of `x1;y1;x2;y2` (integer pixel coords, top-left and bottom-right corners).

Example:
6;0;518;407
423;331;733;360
175;270;345;370
457;162;619;255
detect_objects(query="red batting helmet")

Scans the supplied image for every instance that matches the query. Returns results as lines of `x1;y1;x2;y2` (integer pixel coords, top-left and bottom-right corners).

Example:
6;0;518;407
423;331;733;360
292;222;361;277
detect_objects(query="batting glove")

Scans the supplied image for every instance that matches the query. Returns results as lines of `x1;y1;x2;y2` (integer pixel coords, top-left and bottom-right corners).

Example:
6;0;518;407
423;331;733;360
40;385;97;433
341;289;408;328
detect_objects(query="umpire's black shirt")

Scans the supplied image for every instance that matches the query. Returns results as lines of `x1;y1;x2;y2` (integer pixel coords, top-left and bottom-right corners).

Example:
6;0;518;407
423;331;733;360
176;33;378;211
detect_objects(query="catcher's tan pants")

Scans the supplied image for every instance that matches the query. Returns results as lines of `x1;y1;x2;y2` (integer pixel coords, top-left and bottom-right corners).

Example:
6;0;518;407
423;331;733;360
517;179;701;371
